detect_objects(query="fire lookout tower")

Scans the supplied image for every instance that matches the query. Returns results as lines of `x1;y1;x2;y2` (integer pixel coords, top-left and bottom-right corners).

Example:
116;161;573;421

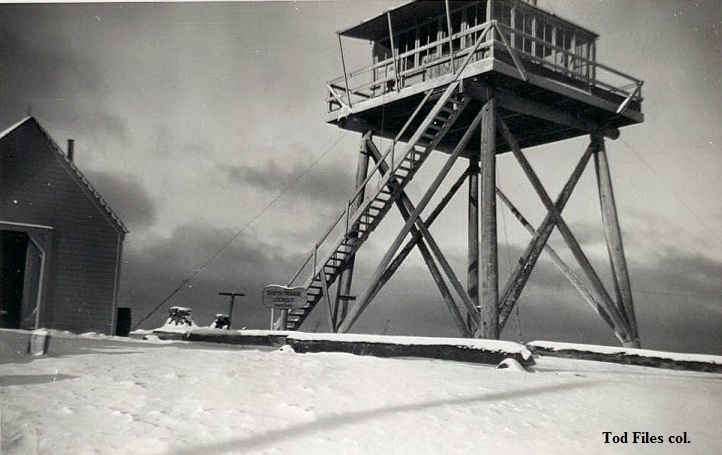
284;0;643;347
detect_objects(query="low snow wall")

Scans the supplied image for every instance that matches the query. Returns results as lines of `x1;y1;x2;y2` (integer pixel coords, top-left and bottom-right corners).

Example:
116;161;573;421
142;328;722;373
528;341;722;373
186;329;290;347
149;328;291;347
286;333;535;367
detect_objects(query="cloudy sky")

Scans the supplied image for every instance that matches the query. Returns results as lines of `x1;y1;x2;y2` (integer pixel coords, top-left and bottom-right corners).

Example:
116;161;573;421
1;0;720;354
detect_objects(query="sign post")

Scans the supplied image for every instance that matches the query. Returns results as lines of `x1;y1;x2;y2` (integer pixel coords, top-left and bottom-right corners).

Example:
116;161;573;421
218;292;244;329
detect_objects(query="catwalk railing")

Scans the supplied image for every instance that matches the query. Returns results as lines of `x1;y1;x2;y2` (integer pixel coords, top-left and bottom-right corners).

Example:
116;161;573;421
327;21;643;114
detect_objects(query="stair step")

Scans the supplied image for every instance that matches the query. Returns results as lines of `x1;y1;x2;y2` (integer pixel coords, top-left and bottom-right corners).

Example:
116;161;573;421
289;82;469;332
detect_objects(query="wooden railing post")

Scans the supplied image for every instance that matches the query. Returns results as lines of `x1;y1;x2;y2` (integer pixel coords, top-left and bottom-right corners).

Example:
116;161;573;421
312;244;318;278
338;34;352;107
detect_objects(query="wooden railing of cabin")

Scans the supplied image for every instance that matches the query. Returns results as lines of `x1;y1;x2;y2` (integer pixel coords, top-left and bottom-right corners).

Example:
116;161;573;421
327;20;643;114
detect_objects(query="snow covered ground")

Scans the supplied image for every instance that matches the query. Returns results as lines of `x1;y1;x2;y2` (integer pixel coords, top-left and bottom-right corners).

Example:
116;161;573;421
1;330;720;455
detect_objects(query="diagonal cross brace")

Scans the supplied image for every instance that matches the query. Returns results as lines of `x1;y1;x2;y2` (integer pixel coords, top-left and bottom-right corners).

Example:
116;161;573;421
364;139;472;336
320;267;336;331
362;169;472;335
496;187;617;334
497;141;593;328
338;107;486;333
497;119;634;344
493;23;527;82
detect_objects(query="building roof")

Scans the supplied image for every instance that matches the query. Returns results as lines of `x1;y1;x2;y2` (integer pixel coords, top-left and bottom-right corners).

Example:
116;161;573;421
0;117;129;235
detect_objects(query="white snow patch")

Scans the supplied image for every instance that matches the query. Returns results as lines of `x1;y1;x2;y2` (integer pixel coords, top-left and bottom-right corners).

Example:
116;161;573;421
153;324;192;334
187;328;293;337
496;358;529;372
236;329;295;337
1;331;720;454
274;345;296;354
141;334;177;344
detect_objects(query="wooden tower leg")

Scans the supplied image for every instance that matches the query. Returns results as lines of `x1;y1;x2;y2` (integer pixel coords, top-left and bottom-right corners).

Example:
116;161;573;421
593;136;640;347
334;131;371;331
480;94;499;339
467;157;480;336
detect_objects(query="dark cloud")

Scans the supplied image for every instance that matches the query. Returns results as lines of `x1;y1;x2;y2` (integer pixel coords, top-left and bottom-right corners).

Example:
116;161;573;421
119;222;308;330
0;6;103;118
85;170;156;230
0;4;129;143
220;157;355;207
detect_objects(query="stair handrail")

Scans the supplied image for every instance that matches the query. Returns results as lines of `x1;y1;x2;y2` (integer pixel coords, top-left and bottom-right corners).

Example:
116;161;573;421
298;83;461;292
287;249;313;286
327;21;493;109
287;208;347;287
334;82;466;264
294;23;491;294
351;25;488;210
348;88;435;212
339;21;492;217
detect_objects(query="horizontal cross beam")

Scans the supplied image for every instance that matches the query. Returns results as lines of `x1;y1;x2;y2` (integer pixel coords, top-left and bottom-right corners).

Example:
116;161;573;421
467;83;620;140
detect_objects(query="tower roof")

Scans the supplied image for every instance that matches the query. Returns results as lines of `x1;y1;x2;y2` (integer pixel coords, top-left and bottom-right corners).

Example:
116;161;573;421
338;1;463;40
338;0;598;42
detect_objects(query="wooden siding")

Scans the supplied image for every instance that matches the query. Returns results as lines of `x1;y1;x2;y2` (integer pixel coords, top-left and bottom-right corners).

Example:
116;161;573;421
0;119;124;334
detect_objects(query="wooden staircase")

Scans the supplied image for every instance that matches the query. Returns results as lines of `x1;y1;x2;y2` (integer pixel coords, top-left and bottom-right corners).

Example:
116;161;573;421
285;81;470;330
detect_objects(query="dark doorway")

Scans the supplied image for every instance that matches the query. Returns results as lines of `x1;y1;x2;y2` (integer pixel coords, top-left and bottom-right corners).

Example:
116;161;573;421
1;230;29;328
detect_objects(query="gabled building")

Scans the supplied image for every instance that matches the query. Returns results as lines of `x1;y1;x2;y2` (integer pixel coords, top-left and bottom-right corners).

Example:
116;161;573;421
0;117;127;334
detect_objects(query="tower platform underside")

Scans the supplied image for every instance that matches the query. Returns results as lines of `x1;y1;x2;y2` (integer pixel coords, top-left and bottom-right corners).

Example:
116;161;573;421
326;58;643;156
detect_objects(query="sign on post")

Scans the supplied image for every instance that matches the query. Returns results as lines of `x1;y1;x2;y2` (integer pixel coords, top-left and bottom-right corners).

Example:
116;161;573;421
262;285;307;310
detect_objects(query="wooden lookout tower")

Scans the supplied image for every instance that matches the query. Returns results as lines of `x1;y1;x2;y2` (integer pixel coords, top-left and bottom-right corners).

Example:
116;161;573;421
284;0;643;347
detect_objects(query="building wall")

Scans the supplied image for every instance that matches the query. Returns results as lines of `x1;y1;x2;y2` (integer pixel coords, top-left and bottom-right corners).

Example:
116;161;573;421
1;120;123;334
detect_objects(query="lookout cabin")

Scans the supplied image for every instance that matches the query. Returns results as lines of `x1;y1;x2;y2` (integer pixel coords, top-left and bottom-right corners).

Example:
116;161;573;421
1;117;127;335
326;0;643;153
